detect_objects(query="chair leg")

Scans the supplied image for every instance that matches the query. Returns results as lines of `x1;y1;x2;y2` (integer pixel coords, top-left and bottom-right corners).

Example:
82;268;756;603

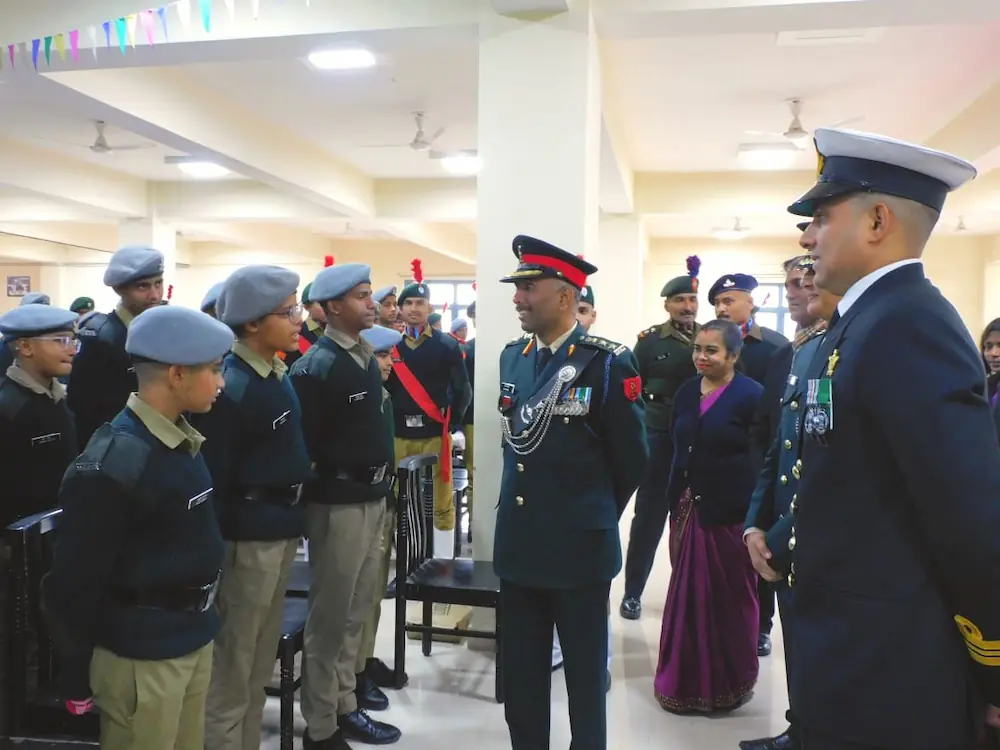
422;599;433;656
280;642;294;750
495;602;504;704
394;585;407;690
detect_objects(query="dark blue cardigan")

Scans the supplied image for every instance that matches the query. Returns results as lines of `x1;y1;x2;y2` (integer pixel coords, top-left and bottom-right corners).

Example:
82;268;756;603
666;372;763;527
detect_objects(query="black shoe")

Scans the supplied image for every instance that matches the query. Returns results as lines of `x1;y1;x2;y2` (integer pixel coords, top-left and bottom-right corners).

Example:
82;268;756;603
366;657;406;689
303;729;353;750
739;729;797;750
620;596;642;620
338;709;401;745
355;672;390;711
383;578;397;600
757;633;772;657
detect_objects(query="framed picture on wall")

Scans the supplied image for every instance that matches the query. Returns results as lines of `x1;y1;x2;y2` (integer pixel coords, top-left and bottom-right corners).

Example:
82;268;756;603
6;276;30;298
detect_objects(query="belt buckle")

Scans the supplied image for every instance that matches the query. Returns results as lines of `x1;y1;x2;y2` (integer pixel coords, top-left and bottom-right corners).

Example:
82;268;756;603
372;464;387;485
198;573;222;613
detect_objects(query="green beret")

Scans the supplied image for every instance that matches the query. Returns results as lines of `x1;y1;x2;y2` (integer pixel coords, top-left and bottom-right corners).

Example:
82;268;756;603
302;283;313;305
661;276;697;298
69;296;95;313
580;285;595;307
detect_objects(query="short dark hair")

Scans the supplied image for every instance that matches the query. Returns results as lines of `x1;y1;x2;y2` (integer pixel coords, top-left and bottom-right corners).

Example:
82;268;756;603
700;318;744;356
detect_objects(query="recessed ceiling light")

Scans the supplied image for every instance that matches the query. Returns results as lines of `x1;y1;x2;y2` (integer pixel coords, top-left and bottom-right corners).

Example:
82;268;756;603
440;153;483;176
307;48;376;71
736;143;799;170
177;161;230;179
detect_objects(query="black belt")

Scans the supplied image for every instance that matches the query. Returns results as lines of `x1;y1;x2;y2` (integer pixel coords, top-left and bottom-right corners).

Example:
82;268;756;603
112;573;221;614
333;464;389;486
244;484;302;506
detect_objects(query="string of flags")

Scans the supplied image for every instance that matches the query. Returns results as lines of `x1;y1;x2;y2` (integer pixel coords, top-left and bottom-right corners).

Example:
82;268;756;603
1;0;310;72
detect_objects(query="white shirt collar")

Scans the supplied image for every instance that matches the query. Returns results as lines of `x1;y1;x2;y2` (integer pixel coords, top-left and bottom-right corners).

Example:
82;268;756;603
837;259;921;317
535;322;578;354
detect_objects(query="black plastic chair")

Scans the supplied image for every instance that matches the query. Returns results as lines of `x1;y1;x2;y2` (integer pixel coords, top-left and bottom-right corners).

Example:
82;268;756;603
3;509;99;746
393;454;503;702
264;597;308;750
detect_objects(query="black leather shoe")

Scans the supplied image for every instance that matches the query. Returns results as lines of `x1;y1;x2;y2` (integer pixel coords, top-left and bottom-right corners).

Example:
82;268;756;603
738;729;797;750
303;729;353;750
366;657;406;689
757;633;772;657
338;709;401;745
383;578;397;600
355;672;390;711
620;596;642;620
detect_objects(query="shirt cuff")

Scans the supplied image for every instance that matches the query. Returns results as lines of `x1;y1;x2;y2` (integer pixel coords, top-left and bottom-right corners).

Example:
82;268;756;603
743;526;764;542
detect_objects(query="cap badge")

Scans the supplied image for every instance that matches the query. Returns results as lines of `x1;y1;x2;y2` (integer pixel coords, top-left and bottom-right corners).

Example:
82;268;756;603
723;279;736;288
815;139;825;179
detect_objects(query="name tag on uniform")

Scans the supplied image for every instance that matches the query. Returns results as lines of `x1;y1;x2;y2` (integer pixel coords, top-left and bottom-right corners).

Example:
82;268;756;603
405;415;424;428
188;488;213;510
349;391;367;403
272;410;291;430
654;353;670;361
79;329;97;338
31;432;61;446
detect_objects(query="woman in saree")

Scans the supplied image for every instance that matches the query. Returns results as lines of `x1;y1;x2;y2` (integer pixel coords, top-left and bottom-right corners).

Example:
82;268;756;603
654;318;763;713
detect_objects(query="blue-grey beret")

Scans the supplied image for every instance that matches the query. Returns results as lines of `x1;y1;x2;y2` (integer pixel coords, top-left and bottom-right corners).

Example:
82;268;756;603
200;281;225;312
373;286;397;304
20;292;50;306
216;266;299;326
707;273;759;306
126;305;234;365
450;317;468;334
103;245;165;288
0;305;77;341
310;263;371;303
361;324;403;353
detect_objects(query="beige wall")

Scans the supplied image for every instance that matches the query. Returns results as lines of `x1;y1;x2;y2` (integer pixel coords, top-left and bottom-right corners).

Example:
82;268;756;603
0;265;43;313
643;234;991;339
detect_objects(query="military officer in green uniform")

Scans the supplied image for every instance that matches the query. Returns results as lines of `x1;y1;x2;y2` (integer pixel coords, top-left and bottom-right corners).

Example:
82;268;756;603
620;256;700;620
576;284;597;331
496;235;647;750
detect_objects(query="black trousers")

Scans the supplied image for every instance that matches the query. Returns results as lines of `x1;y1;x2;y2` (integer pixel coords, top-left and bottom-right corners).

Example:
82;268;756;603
623;428;673;600
776;582;796;735
799;729;969;750
501;579;610;750
759;577;775;635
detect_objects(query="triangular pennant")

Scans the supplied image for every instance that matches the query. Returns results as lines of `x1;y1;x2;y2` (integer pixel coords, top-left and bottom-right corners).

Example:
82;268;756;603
55;33;66;61
68;30;79;62
250;0;260;18
157;7;169;40
31;39;40;70
223;0;235;20
198;0;212;32
88;26;99;59
18;42;28;65
126;14;138;47
176;0;192;29
140;11;156;45
103;21;112;48
8;45;15;69
114;18;127;55
44;36;52;66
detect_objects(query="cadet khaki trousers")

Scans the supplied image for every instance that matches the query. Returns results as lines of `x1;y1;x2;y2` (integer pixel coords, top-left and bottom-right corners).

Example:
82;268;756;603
204;538;299;750
358;503;396;668
90;642;213;750
302;499;386;742
395;435;454;531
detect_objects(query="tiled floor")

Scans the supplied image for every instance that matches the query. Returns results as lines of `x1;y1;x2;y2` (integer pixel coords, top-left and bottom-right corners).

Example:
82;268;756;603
260;514;789;750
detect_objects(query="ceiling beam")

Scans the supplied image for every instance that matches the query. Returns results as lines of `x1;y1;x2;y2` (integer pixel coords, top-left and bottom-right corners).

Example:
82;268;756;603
178;222;335;259
925;81;1000;166
491;0;571;14
0;222;118;252
151;181;335;223
380;221;476;265
375;178;477;222
0;1;154;47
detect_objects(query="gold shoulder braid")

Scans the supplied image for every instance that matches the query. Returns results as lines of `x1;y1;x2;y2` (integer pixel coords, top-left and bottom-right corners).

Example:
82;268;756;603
955;615;1000;666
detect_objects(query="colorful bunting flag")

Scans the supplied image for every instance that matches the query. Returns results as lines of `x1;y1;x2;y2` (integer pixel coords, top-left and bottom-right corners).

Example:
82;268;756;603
55;33;66;62
141;10;157;46
68;30;79;62
103;21;112;49
44;36;52;66
198;0;212;33
8;45;15;69
114;18;127;55
126;14;138;47
31;39;40;70
157;7;169;40
176;0;193;30
88;26;99;59
223;0;236;20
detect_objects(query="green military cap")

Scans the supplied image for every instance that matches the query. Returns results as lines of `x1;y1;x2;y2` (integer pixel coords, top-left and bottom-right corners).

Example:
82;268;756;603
580;285;595;307
301;283;313;305
428;312;442;326
69;296;95;314
661;255;701;298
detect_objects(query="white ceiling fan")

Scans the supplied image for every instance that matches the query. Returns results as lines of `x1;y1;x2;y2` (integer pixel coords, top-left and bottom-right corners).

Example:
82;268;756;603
31;120;157;154
745;99;864;150
358;111;447;152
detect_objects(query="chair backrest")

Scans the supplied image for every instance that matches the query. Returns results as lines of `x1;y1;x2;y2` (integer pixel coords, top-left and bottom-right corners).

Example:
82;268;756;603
395;454;438;584
3;508;62;737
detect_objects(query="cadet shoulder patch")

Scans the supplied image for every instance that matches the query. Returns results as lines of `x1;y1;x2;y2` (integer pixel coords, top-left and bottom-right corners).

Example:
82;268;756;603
77;311;108;338
223;362;251;404
580;335;628;357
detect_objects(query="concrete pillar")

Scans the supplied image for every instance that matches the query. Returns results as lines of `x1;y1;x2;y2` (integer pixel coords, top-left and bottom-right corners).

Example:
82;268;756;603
593;215;645;343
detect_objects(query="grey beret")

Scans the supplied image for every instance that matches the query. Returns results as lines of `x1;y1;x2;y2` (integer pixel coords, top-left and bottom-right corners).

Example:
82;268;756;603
0;305;77;341
200;281;225;312
361;324;403;353
310;263;371;303
126;305;234;365
103;245;165;288
373;285;398;304
20;292;51;306
450;317;468;334
216;266;299;326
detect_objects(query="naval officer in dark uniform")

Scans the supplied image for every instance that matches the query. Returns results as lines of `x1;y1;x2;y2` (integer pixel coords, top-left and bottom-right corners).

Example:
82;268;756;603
620;258;700;620
68;245;165;447
785;128;1000;750
496;236;648;750
44;304;232;750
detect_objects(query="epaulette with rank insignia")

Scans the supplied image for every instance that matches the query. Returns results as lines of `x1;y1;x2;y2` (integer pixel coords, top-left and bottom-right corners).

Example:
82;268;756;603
579;335;628;357
505;334;531;348
637;325;659;339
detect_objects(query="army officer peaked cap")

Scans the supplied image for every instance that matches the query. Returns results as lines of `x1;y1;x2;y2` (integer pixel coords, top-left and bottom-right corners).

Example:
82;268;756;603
500;235;597;290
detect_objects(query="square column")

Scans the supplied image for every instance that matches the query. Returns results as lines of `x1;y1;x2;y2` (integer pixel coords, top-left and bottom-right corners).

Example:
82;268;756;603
473;5;602;565
593;215;645;343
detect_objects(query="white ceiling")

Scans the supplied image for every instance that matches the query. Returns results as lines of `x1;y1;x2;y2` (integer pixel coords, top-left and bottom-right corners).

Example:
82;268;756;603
603;23;1000;172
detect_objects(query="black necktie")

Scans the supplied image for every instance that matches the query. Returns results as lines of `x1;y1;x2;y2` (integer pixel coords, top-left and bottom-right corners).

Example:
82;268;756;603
536;347;552;376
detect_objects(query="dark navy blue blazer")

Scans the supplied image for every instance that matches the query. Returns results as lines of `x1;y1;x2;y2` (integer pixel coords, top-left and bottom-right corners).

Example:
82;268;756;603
666;371;763;527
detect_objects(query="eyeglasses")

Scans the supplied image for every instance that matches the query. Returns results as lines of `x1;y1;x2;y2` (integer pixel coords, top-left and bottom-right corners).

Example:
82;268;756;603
269;304;304;322
31;335;80;352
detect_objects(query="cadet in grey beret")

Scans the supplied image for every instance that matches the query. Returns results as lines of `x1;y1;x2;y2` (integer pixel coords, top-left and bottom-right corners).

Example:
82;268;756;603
361;324;403;353
20;292;51;306
200;282;225;315
309;263;371;303
103;245;165;288
126;305;234;366
216;266;300;327
0;305;77;341
450;317;468;336
373;286;397;304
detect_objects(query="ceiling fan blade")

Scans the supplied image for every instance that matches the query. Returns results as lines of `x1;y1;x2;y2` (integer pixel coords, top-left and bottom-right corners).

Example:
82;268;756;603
429;126;446;143
107;144;156;151
745;130;785;137
356;143;409;149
